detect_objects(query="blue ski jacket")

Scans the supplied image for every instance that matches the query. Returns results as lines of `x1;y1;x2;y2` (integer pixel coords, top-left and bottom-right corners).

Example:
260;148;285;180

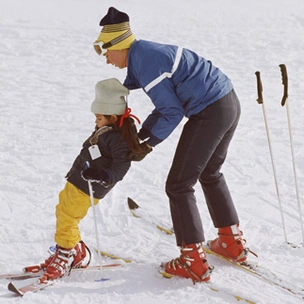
123;40;233;147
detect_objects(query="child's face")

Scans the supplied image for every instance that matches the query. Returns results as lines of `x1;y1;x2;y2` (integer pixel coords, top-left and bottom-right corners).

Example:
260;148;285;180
95;114;116;129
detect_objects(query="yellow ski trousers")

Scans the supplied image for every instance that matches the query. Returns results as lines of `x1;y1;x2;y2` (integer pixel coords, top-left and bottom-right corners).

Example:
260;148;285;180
55;182;99;249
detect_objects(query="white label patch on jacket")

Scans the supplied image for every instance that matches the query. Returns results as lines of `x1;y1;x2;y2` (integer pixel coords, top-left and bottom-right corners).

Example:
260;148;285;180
88;145;102;160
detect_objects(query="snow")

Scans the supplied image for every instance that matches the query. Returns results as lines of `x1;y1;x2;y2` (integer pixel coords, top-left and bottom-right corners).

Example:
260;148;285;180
0;0;304;303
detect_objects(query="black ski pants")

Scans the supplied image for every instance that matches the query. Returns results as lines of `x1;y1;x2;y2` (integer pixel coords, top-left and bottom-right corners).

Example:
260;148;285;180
165;89;241;246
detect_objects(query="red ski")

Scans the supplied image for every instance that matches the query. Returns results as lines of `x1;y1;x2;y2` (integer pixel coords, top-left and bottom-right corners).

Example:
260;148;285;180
7;263;122;296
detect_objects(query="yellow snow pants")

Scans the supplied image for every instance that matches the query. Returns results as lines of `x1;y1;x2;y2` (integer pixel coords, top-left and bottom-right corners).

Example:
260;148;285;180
55;182;99;249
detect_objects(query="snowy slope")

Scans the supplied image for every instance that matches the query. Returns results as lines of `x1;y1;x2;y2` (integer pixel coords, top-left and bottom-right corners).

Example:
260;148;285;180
1;0;304;303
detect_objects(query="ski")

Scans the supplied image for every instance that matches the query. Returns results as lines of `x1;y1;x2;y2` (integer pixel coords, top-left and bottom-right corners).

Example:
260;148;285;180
8;278;57;296
96;249;256;303
158;269;255;304
127;197;304;299
0;264;45;280
1;264;55;280
6;263;122;295
204;246;304;299
0;272;41;280
97;250;132;263
1;263;122;281
7;263;121;296
128;197;174;235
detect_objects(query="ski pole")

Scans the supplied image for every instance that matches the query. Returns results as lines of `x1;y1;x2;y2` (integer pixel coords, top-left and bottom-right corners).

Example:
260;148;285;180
85;162;109;281
279;64;304;245
255;71;288;243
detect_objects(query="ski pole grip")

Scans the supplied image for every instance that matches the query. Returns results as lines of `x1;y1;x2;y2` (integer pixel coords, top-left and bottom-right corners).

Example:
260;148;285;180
279;64;288;106
255;71;263;104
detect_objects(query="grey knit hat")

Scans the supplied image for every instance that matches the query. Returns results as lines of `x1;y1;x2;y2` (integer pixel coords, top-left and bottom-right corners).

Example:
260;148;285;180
91;78;129;115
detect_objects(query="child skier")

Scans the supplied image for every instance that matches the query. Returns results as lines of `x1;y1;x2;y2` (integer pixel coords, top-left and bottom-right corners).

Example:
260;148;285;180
40;78;143;280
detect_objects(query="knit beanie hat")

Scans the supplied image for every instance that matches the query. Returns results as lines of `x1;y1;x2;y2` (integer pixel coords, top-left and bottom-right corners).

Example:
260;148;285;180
94;7;135;53
91;78;129;115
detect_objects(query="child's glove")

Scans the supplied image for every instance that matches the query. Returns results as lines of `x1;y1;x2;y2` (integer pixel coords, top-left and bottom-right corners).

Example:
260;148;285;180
127;142;152;162
81;168;111;187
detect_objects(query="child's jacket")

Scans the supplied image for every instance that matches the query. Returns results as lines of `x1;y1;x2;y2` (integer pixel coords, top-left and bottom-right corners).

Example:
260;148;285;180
66;126;131;199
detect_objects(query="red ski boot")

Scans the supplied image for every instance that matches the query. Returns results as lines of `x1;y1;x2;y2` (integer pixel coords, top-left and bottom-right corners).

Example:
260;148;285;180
208;225;250;262
42;241;90;280
164;243;213;284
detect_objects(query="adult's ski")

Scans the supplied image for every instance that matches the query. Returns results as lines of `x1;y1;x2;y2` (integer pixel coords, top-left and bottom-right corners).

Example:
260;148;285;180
97;250;132;263
127;197;174;235
127;197;304;299
204;245;304;299
158;269;255;304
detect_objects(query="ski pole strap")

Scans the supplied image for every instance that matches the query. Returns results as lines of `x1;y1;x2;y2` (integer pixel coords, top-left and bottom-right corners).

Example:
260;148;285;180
255;71;263;104
279;64;288;106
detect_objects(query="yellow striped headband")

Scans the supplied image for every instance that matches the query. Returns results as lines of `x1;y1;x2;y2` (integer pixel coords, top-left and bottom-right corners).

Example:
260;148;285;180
94;22;135;55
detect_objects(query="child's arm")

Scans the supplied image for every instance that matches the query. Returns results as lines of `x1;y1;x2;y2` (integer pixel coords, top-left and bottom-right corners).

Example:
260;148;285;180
81;131;131;187
81;168;111;187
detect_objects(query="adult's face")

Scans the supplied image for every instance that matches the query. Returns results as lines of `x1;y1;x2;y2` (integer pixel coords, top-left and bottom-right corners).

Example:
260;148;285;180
105;49;128;69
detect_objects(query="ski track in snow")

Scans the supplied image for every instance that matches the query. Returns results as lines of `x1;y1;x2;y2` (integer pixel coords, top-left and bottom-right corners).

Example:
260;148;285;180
1;0;304;303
